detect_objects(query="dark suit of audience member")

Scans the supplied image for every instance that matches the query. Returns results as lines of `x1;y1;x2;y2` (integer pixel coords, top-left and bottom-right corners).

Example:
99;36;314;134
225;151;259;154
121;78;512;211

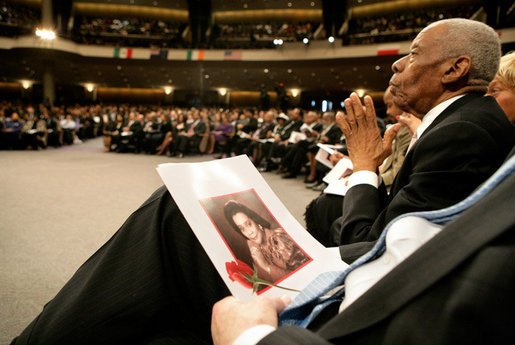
1;114;23;149
107;118;125;151
44;114;62;147
238;119;276;156
280;121;323;178
224;113;259;156
325;20;514;254
329;93;513;251
172;118;207;156
265;113;304;169
117;119;143;153
305;88;410;245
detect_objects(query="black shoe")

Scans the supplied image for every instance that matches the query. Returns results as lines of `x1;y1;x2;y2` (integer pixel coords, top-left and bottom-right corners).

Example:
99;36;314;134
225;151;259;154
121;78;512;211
282;173;297;179
312;182;328;191
306;181;319;189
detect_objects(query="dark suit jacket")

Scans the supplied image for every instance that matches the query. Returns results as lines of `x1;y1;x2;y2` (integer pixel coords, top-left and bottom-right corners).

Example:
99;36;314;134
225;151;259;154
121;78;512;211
185;120;207;135
261;171;515;345
320;124;342;145
280;120;304;140
331;93;513;253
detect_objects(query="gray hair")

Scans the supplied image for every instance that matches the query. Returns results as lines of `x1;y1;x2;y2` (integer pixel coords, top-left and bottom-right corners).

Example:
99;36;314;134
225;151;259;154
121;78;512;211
429;18;501;87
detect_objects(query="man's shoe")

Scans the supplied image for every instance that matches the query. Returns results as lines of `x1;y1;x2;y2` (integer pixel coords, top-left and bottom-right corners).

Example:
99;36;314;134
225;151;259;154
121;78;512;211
312;183;328;191
306;181;319;189
282;173;297;179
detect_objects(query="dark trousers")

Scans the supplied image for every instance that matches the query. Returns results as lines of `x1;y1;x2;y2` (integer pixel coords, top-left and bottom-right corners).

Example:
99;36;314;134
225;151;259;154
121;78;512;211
304;193;344;246
173;134;201;154
282;140;311;176
12;186;230;345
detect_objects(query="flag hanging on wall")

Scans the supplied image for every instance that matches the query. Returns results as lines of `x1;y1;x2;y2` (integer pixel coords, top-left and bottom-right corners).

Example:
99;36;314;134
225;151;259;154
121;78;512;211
186;50;204;61
223;51;242;61
150;49;169;60
113;47;133;59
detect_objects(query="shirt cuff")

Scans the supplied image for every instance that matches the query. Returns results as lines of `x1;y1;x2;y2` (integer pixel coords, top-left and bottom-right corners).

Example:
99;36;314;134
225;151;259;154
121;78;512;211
233;325;277;345
348;170;379;189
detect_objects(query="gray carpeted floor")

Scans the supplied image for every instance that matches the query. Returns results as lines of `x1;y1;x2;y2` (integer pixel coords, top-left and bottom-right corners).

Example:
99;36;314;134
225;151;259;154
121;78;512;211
0;137;320;343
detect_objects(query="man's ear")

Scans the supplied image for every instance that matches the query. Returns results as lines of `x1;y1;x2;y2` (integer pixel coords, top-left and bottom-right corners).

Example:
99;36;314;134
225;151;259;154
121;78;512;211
441;56;472;85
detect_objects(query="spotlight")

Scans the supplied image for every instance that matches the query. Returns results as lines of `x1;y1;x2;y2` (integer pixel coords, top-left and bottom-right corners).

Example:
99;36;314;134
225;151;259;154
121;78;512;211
302;38;309;45
164;86;173;95
86;84;94;92
35;28;56;40
328;36;335;43
21;80;31;89
219;88;227;96
273;39;283;46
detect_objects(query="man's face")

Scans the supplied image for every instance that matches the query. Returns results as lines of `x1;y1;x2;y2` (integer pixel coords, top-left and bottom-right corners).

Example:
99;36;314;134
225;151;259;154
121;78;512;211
304;111;317;124
389;24;448;116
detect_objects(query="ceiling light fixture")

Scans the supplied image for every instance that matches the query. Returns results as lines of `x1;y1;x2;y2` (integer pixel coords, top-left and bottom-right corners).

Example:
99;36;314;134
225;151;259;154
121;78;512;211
356;89;365;97
21;80;32;89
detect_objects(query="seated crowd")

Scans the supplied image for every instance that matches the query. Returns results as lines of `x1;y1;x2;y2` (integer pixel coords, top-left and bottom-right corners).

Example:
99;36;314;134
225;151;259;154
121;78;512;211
212;21;317;49
72;15;187;48
0;103;109;150
0;0;39;37
346;4;480;45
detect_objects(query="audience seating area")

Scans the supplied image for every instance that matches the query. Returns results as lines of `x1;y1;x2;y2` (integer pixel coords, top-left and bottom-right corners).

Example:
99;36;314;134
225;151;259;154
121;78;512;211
2;102;390;191
72;16;187;48
0;1;40;37
0;2;483;48
346;4;480;45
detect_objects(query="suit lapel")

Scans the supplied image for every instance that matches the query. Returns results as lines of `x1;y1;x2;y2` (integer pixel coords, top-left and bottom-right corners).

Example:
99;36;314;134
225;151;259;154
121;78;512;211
417;92;483;141
318;173;515;340
388;92;483;196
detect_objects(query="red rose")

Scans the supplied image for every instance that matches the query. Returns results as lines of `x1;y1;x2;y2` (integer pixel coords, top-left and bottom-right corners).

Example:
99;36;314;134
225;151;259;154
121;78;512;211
226;259;254;289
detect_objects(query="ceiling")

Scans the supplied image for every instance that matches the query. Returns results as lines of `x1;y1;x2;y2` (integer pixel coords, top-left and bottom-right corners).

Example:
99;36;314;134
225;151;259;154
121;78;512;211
0;47;400;93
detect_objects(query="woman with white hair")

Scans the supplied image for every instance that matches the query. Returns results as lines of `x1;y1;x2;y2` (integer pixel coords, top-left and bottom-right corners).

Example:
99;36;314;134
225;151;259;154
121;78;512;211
487;52;515;123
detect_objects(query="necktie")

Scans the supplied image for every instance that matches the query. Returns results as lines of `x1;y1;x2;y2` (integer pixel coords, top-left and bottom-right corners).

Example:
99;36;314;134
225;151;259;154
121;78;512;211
187;121;196;135
406;134;417;154
279;154;515;327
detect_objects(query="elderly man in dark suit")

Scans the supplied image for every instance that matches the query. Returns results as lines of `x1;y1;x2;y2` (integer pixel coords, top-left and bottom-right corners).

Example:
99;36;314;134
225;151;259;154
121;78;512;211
11;19;514;345
212;17;514;344
327;18;513;251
